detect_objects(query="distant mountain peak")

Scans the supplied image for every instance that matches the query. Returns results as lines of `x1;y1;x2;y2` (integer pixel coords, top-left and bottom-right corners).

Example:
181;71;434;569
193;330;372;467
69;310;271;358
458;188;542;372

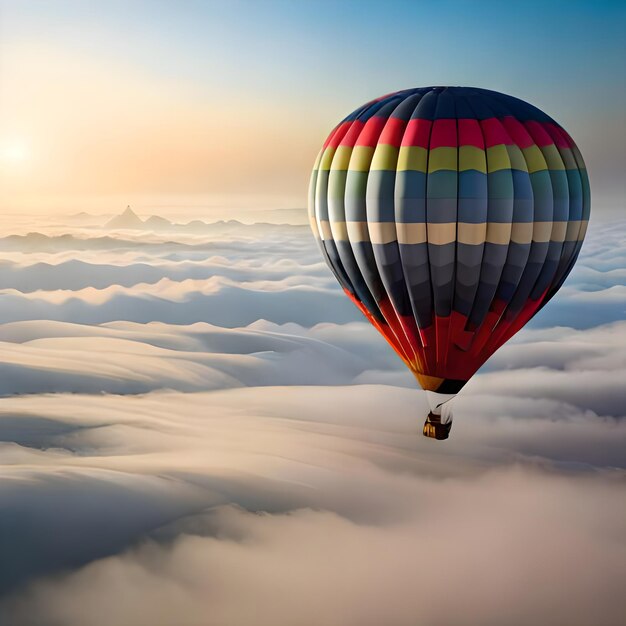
105;206;144;229
145;215;172;226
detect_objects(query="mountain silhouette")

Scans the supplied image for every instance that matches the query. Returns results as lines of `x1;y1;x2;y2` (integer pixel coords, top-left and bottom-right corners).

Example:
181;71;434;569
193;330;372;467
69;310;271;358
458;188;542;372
105;206;144;229
144;215;173;230
96;207;308;234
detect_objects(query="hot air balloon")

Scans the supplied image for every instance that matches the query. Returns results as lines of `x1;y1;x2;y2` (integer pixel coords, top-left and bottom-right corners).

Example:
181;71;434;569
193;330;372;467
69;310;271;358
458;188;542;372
308;87;590;439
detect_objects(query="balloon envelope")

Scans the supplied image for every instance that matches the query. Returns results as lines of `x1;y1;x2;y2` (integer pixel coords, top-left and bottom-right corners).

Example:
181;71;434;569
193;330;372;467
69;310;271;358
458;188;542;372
309;86;590;407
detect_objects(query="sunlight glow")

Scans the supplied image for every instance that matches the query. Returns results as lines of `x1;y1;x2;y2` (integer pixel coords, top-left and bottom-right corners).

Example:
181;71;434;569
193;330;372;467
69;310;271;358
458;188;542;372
0;139;31;166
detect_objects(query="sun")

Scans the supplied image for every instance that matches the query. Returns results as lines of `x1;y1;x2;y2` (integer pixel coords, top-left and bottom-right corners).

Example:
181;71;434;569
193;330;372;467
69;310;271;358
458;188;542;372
0;139;31;166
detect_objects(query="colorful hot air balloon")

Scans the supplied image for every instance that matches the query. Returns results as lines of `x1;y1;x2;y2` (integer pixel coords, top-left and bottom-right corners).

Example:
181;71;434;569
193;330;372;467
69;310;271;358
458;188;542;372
308;87;590;439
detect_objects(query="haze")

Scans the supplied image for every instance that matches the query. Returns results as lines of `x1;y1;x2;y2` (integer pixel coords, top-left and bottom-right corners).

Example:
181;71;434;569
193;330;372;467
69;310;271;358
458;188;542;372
1;0;624;216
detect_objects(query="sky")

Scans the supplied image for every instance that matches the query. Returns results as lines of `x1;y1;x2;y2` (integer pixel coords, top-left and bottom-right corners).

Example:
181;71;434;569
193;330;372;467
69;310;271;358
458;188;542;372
1;0;624;216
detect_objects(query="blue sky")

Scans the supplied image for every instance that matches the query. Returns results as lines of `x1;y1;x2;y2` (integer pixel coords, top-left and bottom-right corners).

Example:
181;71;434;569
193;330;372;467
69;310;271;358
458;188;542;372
1;0;624;213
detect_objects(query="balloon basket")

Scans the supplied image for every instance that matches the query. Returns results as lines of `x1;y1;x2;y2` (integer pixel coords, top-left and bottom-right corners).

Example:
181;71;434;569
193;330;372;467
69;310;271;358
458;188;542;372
422;412;452;440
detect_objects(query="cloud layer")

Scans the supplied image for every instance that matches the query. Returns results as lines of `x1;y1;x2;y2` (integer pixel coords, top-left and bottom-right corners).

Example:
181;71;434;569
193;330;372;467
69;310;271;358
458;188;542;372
0;387;625;625
0;219;623;329
0;215;624;625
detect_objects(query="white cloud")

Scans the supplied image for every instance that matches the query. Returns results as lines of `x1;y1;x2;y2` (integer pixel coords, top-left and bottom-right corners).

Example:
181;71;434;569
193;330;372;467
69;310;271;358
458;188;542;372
0;387;625;625
0;216;624;625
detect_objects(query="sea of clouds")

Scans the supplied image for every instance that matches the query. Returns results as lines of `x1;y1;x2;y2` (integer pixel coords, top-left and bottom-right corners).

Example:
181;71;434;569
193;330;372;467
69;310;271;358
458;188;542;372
0;212;624;626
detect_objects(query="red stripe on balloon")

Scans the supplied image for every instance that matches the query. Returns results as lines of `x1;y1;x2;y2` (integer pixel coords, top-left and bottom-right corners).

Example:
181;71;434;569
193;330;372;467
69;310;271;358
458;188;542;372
457;119;485;149
342;289;412;368
467;304;505;358
378;117;407;147
542;122;572;149
544;123;578;152
435;315;451;370
323;121;351;149
424;316;481;380
524;120;555;147
400;118;432;148
481;117;513;147
484;288;550;357
500;116;534;149
429;119;457;148
356;116;389;147
449;310;474;351
338;120;366;148
378;297;420;368
554;126;578;151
